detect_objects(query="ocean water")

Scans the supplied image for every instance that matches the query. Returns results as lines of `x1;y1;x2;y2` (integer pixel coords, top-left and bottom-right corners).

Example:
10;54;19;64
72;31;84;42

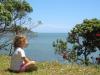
0;33;99;63
24;33;100;63
24;33;67;62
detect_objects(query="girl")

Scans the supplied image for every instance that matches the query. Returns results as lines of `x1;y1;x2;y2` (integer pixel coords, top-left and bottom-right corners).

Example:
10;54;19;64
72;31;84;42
10;35;37;72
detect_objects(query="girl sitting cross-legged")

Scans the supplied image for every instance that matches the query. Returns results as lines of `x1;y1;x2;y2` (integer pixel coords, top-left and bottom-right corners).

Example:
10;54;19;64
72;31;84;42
10;35;37;72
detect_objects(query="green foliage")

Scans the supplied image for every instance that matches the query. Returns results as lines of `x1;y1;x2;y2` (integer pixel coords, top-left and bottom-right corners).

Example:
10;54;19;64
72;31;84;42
53;18;100;65
53;39;67;54
0;0;33;33
12;25;30;33
68;18;100;65
0;3;11;23
0;0;33;54
68;49;77;63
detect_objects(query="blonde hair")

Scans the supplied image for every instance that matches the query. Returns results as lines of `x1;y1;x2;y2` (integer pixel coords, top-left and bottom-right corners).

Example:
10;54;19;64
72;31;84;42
13;35;27;48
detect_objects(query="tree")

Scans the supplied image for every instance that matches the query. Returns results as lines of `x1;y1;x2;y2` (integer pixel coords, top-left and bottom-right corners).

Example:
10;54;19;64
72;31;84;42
53;39;67;54
52;18;100;65
0;0;33;34
52;39;77;63
67;18;100;65
0;0;33;55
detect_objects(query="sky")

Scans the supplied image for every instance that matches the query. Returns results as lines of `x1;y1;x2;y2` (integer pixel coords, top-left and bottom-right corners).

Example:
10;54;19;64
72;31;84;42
27;0;100;33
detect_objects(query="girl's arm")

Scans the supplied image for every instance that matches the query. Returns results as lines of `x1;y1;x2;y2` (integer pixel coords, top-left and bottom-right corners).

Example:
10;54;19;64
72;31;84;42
22;57;30;64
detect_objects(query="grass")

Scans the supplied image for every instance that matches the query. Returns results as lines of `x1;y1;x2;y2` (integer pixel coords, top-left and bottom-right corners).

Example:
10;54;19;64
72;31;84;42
0;55;100;75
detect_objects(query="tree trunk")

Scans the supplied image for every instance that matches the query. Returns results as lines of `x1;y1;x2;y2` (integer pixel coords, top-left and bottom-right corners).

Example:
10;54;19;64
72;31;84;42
84;47;88;66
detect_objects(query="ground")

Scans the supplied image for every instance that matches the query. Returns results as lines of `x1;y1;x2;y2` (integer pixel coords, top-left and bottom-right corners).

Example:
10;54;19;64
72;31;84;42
0;55;100;75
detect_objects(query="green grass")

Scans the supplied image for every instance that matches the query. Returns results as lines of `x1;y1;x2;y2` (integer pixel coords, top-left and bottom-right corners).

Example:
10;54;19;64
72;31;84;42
0;55;100;75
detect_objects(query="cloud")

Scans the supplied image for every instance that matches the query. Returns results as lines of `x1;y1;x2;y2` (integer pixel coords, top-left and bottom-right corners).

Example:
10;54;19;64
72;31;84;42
32;23;73;33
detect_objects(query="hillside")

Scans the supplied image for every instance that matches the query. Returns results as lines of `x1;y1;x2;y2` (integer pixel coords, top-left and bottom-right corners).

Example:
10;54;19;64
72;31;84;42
0;55;100;75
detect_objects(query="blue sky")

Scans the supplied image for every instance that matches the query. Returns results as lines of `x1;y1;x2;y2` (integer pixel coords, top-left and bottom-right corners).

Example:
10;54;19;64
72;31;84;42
28;0;100;33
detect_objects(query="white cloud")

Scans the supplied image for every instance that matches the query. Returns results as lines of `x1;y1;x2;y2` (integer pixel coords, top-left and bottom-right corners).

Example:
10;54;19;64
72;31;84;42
32;23;73;33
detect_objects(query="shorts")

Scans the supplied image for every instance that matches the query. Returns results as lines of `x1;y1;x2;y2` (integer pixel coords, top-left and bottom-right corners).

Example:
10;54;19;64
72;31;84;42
19;63;26;71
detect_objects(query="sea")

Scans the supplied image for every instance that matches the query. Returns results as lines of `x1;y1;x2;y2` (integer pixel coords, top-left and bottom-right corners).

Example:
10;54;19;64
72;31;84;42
25;33;68;62
0;33;68;62
0;33;99;63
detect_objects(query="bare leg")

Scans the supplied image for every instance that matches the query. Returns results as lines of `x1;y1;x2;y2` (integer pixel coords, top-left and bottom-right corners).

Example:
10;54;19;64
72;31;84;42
20;61;37;72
